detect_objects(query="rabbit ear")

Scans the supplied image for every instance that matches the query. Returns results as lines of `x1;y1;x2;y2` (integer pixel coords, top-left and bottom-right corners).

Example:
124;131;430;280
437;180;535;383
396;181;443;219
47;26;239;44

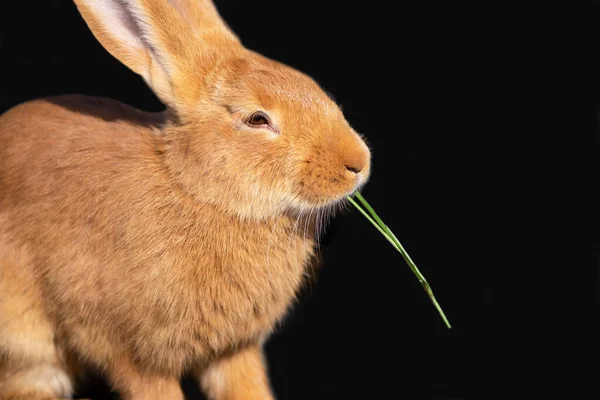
166;0;240;44
73;0;241;108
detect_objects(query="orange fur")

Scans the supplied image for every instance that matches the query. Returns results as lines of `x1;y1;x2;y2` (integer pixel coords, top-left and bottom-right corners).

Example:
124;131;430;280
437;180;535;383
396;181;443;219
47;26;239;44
0;1;371;399
199;346;273;400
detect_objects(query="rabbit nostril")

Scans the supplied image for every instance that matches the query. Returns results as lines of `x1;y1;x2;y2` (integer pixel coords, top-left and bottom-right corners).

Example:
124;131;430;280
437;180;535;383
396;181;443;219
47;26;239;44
345;165;362;174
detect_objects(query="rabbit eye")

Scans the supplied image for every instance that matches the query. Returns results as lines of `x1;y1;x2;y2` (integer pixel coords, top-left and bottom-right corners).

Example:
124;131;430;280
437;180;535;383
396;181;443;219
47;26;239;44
246;112;271;127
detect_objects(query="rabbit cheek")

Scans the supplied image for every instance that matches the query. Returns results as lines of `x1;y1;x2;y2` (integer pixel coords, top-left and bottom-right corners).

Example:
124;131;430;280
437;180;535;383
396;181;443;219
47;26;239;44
294;151;355;207
291;163;340;208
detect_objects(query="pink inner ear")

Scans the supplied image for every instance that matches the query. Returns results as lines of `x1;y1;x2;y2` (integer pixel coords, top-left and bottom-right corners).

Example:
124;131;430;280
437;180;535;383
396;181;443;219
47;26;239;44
87;0;146;52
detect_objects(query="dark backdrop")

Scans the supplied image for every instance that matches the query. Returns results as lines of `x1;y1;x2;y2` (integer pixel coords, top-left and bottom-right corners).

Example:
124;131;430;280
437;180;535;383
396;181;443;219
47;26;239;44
1;1;476;399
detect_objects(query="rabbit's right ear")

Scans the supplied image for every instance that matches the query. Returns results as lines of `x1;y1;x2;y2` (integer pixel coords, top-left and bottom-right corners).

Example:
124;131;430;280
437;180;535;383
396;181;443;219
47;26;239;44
73;0;241;108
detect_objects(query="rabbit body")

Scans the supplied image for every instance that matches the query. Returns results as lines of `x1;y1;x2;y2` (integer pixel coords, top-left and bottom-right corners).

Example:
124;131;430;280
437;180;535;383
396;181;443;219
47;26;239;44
0;0;370;398
0;95;313;373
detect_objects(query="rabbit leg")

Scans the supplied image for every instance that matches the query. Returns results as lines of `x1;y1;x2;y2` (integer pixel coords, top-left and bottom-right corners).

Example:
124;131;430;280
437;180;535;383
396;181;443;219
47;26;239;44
0;305;74;400
0;364;74;400
196;345;275;400
103;362;183;400
0;240;75;400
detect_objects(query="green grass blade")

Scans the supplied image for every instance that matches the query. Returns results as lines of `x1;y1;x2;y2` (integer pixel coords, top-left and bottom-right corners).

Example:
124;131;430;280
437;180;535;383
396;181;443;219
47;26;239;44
354;191;411;261
354;192;405;251
346;196;403;251
354;191;388;232
346;193;451;329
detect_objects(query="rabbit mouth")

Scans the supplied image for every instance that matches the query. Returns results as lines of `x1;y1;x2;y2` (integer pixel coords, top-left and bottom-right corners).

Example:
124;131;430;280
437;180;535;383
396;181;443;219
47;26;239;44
289;165;370;214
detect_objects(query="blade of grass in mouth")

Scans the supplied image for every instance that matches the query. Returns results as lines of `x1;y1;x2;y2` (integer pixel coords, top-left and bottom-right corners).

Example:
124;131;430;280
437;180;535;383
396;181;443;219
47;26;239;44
346;191;451;329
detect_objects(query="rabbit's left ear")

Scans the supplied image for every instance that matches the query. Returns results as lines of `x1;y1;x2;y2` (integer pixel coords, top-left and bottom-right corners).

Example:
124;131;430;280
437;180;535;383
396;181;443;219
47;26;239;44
73;0;241;108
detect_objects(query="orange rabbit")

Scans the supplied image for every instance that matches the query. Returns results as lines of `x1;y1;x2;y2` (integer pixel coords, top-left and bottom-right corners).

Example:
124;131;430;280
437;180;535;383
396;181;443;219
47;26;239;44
0;0;371;399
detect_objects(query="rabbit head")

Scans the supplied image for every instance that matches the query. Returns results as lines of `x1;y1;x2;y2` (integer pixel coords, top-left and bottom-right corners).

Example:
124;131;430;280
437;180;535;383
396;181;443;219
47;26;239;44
74;0;371;220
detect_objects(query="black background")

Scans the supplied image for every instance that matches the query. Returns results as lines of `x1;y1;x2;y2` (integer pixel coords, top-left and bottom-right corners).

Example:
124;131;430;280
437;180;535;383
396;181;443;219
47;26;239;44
0;1;484;399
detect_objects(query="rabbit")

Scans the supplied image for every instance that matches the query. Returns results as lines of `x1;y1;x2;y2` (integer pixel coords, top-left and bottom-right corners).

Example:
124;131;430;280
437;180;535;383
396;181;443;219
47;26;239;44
0;0;371;399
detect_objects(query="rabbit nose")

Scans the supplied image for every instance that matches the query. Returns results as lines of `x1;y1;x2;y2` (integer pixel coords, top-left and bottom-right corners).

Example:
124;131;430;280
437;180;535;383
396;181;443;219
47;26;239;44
345;164;363;174
342;146;369;175
337;130;370;176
